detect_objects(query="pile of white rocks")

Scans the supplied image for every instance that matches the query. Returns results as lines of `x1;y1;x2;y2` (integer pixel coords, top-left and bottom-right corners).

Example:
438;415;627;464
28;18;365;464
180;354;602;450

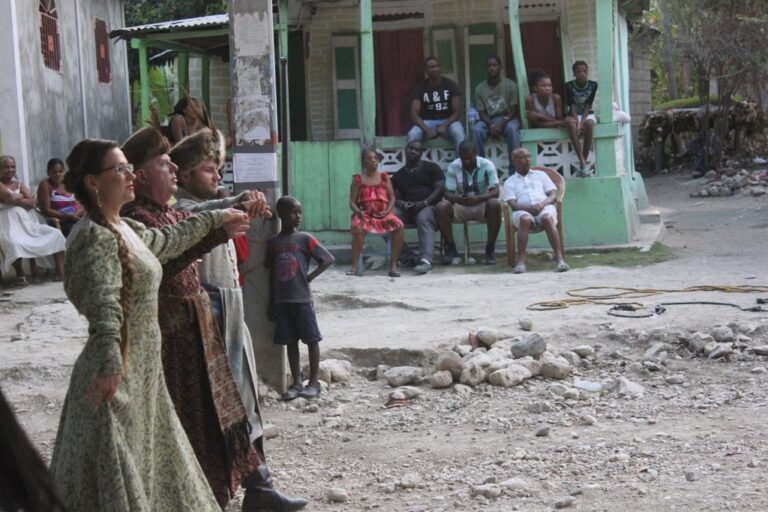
680;325;768;364
689;168;767;198
377;329;598;392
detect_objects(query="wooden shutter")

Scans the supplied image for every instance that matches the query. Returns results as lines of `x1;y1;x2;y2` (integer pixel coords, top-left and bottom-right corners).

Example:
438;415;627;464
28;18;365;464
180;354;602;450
331;35;362;139
95;18;111;83
430;27;458;84
465;23;498;108
39;1;61;71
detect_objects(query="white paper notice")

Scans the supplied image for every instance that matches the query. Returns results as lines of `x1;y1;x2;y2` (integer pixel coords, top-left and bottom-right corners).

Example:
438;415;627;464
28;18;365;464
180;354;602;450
233;152;277;183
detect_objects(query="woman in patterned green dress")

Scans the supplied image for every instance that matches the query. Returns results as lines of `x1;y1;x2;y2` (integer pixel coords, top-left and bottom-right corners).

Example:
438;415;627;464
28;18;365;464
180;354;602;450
49;139;250;511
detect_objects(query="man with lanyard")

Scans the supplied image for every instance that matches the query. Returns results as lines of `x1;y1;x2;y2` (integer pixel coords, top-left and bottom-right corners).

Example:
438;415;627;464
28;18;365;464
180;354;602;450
472;55;521;174
391;140;445;274
436;140;502;265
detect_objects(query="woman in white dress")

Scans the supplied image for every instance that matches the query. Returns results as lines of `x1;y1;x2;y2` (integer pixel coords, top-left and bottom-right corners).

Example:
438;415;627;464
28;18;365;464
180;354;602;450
0;155;65;286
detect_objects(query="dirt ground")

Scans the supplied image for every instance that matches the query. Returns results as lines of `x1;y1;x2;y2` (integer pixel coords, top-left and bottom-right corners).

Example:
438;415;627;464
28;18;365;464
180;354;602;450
2;169;767;511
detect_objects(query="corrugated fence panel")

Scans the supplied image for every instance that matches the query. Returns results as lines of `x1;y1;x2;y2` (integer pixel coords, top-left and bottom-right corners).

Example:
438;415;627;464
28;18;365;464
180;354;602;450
291;142;331;231
328;141;362;231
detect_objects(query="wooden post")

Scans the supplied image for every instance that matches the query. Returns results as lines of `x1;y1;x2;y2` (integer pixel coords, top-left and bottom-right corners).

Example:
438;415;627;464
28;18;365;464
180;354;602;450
507;0;529;129
359;0;376;147
178;51;189;96
228;0;284;392
595;0;614;124
594;0;616;176
201;54;211;110
133;39;150;126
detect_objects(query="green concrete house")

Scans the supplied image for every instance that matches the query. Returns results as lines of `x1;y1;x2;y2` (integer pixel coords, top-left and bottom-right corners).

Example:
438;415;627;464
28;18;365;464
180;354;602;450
114;0;651;250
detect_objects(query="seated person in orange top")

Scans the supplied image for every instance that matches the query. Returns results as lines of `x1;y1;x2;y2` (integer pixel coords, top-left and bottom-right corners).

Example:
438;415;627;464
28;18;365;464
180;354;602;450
348;148;404;277
37;158;82;236
524;70;588;175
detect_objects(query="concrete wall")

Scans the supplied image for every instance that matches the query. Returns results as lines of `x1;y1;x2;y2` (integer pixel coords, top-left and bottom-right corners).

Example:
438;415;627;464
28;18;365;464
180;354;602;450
0;0;130;187
628;36;652;146
189;56;231;133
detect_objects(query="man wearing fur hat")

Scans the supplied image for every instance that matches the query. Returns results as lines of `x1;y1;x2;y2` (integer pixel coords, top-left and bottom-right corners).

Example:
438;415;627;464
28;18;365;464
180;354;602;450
122;124;306;511
171;127;307;511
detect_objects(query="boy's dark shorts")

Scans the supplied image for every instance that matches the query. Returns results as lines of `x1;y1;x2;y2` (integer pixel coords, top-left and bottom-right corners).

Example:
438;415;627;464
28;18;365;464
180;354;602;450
273;302;322;345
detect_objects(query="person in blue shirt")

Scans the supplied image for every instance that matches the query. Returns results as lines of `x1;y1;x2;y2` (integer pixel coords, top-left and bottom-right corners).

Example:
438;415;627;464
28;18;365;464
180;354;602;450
436;141;502;265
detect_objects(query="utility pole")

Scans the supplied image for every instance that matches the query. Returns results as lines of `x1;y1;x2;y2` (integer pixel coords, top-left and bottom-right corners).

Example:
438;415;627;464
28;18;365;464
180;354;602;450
228;0;285;392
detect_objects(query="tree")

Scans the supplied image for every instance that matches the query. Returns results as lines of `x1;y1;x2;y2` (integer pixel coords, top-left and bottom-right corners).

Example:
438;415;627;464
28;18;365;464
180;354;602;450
654;0;768;167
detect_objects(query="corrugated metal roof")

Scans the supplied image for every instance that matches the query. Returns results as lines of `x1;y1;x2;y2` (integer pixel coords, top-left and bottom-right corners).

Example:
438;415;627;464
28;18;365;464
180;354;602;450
110;14;229;39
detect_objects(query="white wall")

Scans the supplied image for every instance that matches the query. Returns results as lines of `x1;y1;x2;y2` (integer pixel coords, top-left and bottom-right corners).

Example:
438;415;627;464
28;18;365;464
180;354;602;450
0;0;130;187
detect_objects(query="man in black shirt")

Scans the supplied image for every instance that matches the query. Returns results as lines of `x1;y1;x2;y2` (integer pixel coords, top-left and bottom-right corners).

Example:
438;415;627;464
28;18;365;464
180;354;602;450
391;140;445;274
407;56;465;156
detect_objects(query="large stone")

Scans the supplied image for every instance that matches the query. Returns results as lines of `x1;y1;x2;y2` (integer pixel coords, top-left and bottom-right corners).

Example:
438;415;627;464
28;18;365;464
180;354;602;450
708;344;734;360
476;328;499;348
460;364;487;387
573;379;602;393
689;332;714;353
510;333;547;359
487;358;514;373
710;326;735;343
571;345;595;359
750;345;768;356
518;317;533;331
488;365;532;388
560;351;581;367
609;377;645;398
435;351;463;379
384;366;422;387
514;356;542;376
326;487;349;503
462;352;495;370
750;186;766;196
321;359;352;382
391;386;423;399
471;484;502;499
399;472;423;489
453;384;473;396
500;477;529;491
540;354;571;380
643;343;670;359
430;370;453;389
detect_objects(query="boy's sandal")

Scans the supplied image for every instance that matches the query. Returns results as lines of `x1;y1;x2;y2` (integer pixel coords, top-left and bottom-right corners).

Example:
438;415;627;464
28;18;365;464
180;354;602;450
512;264;526;274
280;384;304;401
299;384;320;399
556;262;571;272
346;269;362;277
388;271;401;278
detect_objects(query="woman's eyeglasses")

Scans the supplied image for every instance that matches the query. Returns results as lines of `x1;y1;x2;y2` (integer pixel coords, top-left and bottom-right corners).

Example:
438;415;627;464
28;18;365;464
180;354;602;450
99;163;134;175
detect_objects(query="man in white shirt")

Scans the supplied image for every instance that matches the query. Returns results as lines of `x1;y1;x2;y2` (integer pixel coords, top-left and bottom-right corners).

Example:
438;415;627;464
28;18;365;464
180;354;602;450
501;148;569;273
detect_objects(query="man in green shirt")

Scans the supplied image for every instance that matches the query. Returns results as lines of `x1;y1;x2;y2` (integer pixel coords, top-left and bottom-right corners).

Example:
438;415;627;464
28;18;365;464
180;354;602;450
472;55;521;173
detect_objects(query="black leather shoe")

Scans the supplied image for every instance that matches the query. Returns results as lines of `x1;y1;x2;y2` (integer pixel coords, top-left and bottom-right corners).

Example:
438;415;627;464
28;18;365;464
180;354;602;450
242;488;308;512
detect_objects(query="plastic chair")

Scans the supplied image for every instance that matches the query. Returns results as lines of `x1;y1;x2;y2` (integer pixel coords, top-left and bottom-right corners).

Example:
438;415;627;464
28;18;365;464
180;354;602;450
502;166;565;268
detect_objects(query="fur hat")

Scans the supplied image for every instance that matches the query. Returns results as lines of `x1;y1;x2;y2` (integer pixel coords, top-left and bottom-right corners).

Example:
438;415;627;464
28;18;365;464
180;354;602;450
169;128;226;173
121;108;171;167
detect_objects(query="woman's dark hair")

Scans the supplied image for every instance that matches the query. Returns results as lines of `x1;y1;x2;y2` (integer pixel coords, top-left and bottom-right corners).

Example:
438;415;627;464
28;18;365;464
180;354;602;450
64;139;135;372
360;146;381;166
46;158;64;173
0;387;66;512
171;96;211;126
528;69;550;90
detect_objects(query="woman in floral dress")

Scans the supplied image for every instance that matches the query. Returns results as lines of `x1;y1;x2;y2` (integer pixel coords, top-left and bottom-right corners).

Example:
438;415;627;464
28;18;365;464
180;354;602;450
348;148;404;277
49;139;249;511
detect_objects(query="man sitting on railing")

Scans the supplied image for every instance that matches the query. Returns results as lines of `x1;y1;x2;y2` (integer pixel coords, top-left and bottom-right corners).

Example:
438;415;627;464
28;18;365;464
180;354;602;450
437;141;502;266
502;148;569;274
472;55;521;174
407;56;465;155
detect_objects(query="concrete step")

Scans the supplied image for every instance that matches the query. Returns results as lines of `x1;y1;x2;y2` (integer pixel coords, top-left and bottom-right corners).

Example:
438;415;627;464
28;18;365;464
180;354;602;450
639;208;662;224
